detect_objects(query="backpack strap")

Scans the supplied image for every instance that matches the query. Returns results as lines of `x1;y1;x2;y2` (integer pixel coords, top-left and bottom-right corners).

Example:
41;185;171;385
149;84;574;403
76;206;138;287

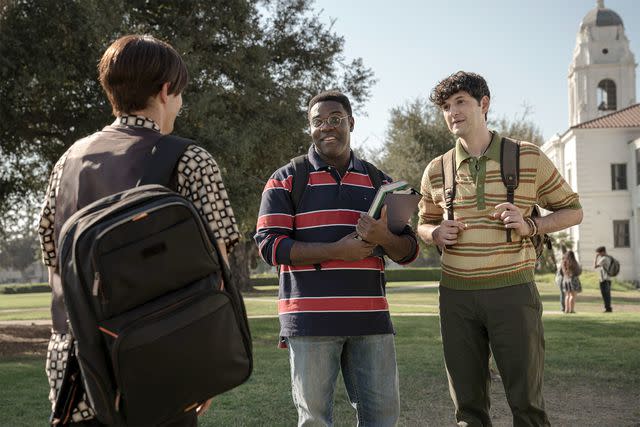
441;149;456;221
138;134;193;187
289;154;310;213
500;137;520;242
288;154;317;270
362;160;384;190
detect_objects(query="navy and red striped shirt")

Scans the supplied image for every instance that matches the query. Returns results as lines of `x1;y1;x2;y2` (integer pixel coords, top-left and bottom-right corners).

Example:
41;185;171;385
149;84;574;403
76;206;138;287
254;145;418;337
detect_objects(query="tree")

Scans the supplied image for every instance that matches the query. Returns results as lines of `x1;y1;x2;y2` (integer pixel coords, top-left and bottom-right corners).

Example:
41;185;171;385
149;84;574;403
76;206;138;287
0;231;39;281
0;0;375;289
375;99;454;190
489;104;544;146
551;231;575;253
0;0;119;236
536;231;575;273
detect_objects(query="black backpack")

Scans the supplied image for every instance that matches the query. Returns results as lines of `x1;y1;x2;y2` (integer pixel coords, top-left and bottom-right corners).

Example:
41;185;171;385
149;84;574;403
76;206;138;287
289;154;384;210
605;255;620;277
54;136;252;426
441;137;552;258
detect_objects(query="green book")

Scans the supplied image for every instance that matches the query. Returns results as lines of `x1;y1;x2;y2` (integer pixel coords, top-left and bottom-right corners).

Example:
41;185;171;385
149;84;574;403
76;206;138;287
367;180;410;219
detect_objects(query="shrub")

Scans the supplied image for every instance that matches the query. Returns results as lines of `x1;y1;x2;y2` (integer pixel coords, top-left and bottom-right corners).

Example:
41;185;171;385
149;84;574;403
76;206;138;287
250;276;279;287
0;283;50;294
249;268;442;286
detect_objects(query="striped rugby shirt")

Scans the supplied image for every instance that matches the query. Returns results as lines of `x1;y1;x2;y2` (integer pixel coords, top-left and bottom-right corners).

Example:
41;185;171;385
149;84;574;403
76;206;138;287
255;145;418;337
418;132;581;290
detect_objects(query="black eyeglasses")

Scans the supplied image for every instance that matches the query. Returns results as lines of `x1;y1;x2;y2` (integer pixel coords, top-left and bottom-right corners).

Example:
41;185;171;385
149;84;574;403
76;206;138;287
310;115;350;129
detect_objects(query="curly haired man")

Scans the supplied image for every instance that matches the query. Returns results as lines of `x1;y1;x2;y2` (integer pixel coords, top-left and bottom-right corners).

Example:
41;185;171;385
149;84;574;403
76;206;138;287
418;71;583;426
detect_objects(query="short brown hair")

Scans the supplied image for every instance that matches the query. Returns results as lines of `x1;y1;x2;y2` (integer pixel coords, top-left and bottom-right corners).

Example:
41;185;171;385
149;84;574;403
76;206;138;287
429;71;490;107
98;34;188;116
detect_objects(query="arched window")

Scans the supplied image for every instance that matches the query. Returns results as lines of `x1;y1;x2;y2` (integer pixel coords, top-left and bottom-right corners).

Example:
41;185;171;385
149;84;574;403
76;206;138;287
597;79;617;111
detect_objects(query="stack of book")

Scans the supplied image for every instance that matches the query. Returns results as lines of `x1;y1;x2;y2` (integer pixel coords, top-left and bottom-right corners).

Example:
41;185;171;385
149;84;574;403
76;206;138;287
367;180;421;234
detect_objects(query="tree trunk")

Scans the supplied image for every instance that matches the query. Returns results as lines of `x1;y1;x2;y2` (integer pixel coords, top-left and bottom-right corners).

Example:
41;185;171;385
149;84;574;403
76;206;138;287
229;239;257;292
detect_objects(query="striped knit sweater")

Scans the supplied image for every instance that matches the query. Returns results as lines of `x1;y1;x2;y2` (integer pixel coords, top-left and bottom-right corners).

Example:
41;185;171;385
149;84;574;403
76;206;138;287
418;132;581;290
255;145;418;337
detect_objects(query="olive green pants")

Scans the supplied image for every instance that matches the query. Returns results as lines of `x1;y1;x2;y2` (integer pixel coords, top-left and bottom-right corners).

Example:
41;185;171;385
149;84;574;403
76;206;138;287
439;283;550;427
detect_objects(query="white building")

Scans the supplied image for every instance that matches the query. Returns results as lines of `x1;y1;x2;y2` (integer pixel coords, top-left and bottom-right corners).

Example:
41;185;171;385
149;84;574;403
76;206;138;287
541;0;640;282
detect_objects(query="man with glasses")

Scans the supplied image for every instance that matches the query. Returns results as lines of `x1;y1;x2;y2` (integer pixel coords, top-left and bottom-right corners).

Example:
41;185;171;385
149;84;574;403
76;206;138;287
255;90;418;426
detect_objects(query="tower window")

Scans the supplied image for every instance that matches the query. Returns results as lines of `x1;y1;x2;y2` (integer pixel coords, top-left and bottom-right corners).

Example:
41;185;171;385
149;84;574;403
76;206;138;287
597;79;617;111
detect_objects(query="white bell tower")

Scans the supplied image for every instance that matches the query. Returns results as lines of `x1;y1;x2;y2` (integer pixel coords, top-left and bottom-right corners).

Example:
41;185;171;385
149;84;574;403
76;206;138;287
568;0;636;126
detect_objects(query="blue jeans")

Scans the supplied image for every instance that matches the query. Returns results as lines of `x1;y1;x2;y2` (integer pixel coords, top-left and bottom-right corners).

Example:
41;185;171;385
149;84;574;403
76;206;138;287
286;334;400;427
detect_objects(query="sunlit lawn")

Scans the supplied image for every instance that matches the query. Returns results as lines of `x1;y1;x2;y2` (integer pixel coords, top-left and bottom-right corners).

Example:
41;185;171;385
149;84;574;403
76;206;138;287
2;273;637;321
1;273;639;425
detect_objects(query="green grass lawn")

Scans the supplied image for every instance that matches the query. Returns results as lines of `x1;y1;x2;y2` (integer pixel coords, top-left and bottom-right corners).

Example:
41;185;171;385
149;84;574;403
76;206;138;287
1;273;639;425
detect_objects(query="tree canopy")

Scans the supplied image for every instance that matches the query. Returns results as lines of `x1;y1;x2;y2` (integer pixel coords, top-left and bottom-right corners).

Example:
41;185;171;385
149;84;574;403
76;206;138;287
0;0;375;284
0;231;39;280
378;100;454;191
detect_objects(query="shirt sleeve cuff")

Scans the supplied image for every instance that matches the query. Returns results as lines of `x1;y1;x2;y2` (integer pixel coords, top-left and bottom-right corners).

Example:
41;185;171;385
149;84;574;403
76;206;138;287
274;237;295;266
395;233;419;265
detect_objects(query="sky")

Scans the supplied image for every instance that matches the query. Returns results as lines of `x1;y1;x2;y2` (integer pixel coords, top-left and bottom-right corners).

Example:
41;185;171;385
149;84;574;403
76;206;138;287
311;0;640;150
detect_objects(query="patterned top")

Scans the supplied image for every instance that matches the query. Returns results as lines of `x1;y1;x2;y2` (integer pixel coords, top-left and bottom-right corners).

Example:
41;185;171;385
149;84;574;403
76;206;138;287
418;132;581;290
254;145;418;337
38;116;240;267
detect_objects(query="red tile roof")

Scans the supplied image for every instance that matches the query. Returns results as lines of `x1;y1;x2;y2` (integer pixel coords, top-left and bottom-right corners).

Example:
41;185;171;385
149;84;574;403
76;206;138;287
573;103;640;129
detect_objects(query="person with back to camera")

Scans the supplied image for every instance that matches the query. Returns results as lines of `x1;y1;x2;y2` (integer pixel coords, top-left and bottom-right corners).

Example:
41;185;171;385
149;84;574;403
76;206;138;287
38;34;240;426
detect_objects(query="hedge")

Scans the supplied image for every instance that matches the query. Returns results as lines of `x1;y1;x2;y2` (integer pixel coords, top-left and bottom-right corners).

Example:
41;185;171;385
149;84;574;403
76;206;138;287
0;283;50;294
250;267;441;287
0;268;443;293
250;276;280;287
386;267;441;282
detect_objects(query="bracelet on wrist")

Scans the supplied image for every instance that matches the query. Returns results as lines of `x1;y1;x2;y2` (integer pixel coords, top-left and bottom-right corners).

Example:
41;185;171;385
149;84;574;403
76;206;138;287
524;216;533;237
525;216;538;237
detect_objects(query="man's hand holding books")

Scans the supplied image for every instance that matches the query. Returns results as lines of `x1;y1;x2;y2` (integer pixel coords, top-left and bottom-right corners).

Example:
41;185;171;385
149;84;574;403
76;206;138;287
357;180;421;240
356;205;395;247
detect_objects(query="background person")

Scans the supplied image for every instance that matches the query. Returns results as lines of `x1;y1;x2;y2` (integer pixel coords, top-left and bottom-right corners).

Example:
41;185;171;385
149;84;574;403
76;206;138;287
559;250;582;313
594;246;613;312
